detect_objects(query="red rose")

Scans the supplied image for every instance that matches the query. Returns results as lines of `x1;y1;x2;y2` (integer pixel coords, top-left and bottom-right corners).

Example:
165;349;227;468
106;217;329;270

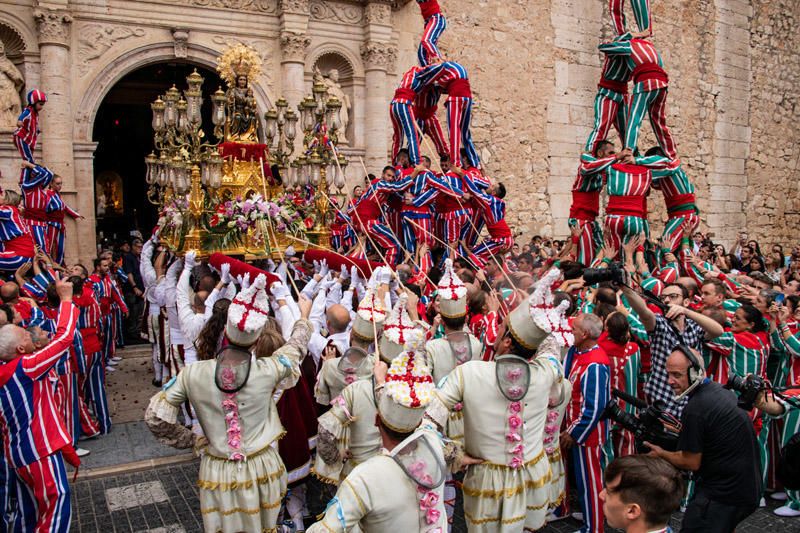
210;215;220;227
303;217;314;229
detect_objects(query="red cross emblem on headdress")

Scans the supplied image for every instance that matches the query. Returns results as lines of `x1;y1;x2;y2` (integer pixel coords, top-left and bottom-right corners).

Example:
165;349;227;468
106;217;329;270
383;307;415;345
359;293;386;321
236;289;270;331
439;274;463;301
385;356;433;407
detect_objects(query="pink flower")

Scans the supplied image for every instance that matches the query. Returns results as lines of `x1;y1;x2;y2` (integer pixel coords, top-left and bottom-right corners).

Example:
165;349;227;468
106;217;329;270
420;491;439;509
505;432;522;443
545;446;556;455
544;424;558;434
506;368;523;381
453;402;463;412
409;460;427;477
509;401;522;413
425;508;441;525
509;456;524;469
508;415;522;429
543;435;554;445
546;410;559;423
507;386;523;397
510;444;524;455
344;374;356;385
419;473;433;487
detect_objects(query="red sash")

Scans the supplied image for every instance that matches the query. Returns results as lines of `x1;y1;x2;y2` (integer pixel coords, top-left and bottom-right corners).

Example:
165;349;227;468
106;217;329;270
569;191;600;220
665;192;697;215
419;0;441;19
4;234;35;258
632;62;669;85
607;195;647;218
393;88;416;101
80;327;102;354
598;78;629;94
446;79;472;98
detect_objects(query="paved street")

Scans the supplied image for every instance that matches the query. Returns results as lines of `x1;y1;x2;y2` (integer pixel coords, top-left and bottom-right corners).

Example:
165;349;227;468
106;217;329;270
70;459;800;532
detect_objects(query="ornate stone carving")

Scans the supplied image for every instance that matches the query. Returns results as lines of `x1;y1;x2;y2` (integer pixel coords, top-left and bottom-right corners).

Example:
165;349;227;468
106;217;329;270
77;24;147;75
0;41;24;131
173;0;277;12
172;28;190;58
280;31;310;63
364;3;391;25
279;0;309;14
309;0;363;24
360;41;396;71
33;9;73;47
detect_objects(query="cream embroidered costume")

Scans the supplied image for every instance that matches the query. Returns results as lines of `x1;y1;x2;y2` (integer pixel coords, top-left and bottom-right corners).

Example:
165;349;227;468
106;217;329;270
146;273;312;533
309;349;447;533
425;268;573;532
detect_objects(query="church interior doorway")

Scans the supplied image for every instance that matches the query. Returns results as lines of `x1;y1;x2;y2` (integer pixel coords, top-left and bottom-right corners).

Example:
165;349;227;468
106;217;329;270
92;62;223;249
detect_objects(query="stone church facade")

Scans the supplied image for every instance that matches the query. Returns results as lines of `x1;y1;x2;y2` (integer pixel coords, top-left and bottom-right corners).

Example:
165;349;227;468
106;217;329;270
0;0;797;264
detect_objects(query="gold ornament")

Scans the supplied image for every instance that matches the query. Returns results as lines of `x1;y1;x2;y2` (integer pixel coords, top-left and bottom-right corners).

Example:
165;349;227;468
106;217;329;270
216;43;262;89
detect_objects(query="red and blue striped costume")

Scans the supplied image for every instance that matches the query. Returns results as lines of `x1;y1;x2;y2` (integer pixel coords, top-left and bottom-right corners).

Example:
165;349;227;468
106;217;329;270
13;90;46;179
463;177;512;269
416;0;446;66
426;171;471;264
0;301;77;533
88;272;127;366
585;39;631;154
599;35;677;158
460;167;491;248
436;63;479;169
0;204;35;272
20;163;55;254
44;191;80;266
348;178;410;265
73;285;107;436
569;153;616;265
564;344;611;533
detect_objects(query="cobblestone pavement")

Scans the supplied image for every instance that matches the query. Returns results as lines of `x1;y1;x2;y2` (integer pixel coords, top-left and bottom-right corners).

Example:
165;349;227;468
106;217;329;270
70;460;800;533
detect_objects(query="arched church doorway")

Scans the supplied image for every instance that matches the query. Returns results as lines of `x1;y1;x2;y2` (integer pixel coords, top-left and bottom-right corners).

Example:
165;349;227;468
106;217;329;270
92;62;223;248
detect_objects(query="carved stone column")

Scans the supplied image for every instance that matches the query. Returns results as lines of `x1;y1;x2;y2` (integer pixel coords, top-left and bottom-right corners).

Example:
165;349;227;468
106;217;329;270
280;31;310;109
35;8;84;263
361;41;395;172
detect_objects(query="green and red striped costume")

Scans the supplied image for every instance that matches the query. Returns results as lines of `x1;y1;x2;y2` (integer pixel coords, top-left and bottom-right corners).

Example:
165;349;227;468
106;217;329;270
569;153;615;265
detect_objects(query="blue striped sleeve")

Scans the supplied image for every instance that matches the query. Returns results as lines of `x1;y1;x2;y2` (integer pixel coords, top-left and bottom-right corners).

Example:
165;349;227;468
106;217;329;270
570;363;611;444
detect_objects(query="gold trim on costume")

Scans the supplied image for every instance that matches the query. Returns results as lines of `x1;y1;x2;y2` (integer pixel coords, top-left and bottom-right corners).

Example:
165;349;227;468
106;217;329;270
343;479;368;515
310;467;341;486
200;497;283;516
202;432;287;462
463;499;550;526
197;463;286;491
462;451;550;499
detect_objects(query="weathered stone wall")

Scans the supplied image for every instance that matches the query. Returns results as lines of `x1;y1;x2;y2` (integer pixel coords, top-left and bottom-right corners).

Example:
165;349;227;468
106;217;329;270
393;0;800;249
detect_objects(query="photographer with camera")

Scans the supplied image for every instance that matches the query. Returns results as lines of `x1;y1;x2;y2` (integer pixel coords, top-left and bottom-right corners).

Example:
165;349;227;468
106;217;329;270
756;386;800;518
646;346;761;533
622;282;724;416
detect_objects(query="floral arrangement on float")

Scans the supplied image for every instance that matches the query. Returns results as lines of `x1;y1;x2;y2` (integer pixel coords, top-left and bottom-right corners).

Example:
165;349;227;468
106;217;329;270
157;194;190;250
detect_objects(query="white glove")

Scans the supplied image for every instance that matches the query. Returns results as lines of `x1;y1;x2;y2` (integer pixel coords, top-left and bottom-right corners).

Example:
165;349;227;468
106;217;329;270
350;266;361;287
270;281;291;301
319;272;337;292
340;264;350;281
184;250;198;270
319;259;330;278
235;272;251;290
266;259;277;272
313;260;321;274
276;260;288;284
377;266;392;286
221;263;233;285
285;246;296;258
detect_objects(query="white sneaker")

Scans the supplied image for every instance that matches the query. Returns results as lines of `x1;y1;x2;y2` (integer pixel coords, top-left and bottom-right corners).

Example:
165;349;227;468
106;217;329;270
106;366;116;372
771;491;788;501
571;511;584;522
76;448;91;458
760;497;767;508
775;505;800;517
110;357;123;363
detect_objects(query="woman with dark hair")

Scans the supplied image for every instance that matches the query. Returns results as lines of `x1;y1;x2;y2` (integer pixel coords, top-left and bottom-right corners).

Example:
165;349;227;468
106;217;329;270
748;255;766;275
705;303;769;386
597;311;641;457
748;239;764;259
194;298;231;361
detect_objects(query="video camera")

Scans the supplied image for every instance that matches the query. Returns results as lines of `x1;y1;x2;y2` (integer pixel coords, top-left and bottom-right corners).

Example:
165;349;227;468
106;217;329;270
602;389;680;453
724;372;766;411
582;261;626;286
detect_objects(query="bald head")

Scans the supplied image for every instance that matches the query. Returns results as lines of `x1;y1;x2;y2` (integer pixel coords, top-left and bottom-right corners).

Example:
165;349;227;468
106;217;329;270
0;283;19;304
326;304;350;334
0;324;29;361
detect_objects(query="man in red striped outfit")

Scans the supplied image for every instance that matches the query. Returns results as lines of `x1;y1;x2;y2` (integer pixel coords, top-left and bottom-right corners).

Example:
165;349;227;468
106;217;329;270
347;173;410;265
0;274;77;532
19;162;55;254
13;90;46;173
599;32;677;159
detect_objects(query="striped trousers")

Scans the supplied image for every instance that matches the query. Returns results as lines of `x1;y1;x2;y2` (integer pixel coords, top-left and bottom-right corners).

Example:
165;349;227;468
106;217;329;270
661;213;699;253
84;351;112;435
469;236;514;269
445;96;480;169
781;407;800;511
14;137;35;183
585;92;627;155
45;224;65;265
13;452;71;533
419;115;449;159
603;214;650;262
463;211;484;249
54;373;79;446
390;100;421;165
28;223;49;255
568;218;603;266
402;212;434;253
625;88;678;159
571;444;606;533
364;220;402;266
418;12;447;65
610;0;652;35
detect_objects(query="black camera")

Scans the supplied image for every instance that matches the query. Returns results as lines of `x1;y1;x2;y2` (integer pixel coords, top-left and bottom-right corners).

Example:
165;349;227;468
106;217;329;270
582;261;625;286
602;389;680;453
725;372;766;411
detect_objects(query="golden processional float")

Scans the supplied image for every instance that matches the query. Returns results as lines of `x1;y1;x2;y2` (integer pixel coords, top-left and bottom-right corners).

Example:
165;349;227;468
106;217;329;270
144;43;349;258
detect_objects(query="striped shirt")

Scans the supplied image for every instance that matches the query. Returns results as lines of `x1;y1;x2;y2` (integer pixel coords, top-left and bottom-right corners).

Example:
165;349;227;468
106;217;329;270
705;330;769;385
0;301;78;468
13;106;40;152
565;344;611;446
598;34;667;93
0;205;29;242
20;164;54;218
